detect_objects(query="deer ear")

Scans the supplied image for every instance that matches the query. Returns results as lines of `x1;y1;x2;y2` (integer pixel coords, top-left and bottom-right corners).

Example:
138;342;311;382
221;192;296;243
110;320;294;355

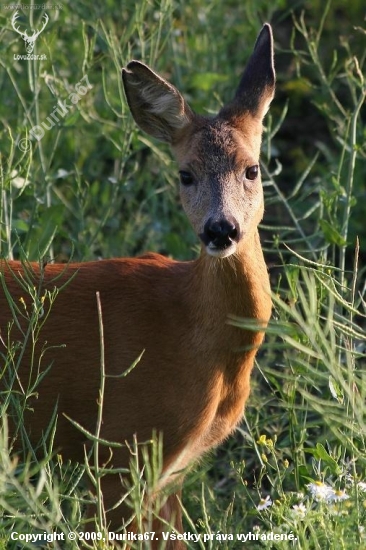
122;61;194;143
220;24;275;122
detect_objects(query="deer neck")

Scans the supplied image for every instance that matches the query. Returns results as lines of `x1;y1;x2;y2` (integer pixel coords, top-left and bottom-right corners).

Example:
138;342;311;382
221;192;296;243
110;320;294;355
191;230;271;332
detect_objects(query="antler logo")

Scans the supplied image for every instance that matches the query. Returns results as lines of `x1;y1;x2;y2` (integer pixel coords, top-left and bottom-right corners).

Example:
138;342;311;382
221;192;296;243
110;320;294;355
11;10;49;54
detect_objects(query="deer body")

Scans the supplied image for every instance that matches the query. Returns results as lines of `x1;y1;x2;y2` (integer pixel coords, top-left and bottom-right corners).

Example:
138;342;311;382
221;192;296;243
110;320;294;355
2;24;275;546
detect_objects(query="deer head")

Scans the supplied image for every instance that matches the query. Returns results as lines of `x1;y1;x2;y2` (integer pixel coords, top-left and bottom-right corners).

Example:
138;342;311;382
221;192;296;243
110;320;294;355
11;10;49;54
122;25;275;259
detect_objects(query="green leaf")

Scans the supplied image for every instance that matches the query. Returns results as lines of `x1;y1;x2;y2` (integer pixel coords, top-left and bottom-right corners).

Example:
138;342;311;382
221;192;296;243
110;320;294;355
319;219;347;246
304;443;341;475
12;219;30;233
329;375;344;404
190;72;228;92
27;205;65;259
63;109;81;127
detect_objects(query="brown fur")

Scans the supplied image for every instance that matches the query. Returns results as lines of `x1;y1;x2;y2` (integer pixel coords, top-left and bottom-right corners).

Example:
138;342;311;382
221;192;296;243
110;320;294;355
1;24;275;549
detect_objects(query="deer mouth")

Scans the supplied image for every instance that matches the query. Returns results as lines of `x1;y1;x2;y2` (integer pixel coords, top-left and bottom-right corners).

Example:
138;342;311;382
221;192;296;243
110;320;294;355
205;239;237;258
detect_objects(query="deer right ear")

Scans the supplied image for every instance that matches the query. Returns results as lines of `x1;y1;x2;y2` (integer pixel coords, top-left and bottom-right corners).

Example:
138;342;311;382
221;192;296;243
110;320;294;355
220;24;275;122
122;61;194;143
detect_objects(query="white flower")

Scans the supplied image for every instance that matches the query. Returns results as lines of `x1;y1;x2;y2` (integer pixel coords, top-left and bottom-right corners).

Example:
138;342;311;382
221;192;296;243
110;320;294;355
328;490;349;503
307;481;334;501
10;169;30;189
307;482;349;503
291;502;307;518
357;482;366;492
257;495;272;511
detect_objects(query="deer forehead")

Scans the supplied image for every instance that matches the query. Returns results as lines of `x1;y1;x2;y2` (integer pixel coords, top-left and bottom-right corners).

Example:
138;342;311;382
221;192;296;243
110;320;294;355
174;117;263;175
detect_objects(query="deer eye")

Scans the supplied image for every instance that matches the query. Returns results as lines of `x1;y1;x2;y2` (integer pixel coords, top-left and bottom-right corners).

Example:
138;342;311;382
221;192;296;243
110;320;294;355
245;165;259;181
179;171;195;186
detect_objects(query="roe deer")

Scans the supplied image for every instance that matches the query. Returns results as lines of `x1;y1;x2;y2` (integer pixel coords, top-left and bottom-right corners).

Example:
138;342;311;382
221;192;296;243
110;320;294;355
1;23;275;547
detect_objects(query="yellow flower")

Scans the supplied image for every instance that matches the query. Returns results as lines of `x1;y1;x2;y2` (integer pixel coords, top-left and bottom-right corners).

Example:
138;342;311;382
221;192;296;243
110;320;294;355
257;434;273;447
257;434;267;445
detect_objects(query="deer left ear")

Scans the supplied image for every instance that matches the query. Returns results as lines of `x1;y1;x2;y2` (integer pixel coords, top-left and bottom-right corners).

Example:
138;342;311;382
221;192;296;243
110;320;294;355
220;24;275;122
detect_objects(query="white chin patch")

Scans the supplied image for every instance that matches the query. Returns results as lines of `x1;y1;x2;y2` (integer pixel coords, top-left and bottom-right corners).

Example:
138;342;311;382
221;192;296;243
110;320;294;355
206;243;237;258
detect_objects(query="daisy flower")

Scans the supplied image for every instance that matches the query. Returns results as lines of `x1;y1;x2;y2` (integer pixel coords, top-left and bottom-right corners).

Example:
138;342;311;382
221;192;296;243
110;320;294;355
291;502;307;518
328;489;349;503
257;495;272;511
307;481;349;503
307;481;334;501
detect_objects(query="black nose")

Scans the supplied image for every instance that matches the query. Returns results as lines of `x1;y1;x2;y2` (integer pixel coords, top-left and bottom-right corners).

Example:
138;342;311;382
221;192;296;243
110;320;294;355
201;217;238;249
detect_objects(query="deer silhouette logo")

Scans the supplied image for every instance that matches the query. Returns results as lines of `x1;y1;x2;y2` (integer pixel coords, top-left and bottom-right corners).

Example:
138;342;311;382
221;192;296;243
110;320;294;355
11;10;49;54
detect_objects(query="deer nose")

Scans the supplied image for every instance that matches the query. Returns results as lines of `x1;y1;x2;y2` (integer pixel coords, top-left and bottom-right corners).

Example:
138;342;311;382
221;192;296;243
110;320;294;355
202;217;239;249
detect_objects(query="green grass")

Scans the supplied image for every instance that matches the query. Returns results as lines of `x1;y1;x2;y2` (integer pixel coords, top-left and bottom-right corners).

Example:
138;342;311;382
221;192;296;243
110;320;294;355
0;0;365;548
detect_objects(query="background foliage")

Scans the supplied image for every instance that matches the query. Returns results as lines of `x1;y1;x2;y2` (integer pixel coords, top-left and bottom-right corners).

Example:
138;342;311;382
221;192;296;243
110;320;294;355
0;0;365;548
